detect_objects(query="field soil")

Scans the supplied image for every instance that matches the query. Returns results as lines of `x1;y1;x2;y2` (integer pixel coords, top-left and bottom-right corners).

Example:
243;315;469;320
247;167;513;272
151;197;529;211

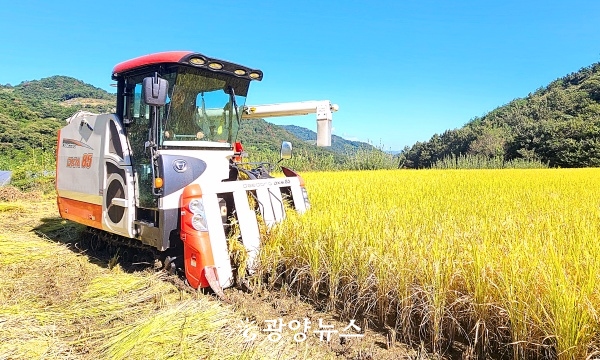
0;190;431;360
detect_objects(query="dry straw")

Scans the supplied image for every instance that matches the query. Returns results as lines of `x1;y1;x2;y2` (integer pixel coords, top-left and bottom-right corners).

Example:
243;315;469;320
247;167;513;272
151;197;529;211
0;198;338;360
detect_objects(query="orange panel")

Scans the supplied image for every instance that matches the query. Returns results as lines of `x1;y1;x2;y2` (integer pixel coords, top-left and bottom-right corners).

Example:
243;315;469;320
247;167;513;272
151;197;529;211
57;196;103;229
180;184;215;289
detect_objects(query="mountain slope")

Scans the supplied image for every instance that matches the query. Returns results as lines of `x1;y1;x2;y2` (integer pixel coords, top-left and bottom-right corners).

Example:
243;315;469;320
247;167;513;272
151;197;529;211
281;125;378;154
400;63;600;168
0;76;353;170
0;76;117;169
237;119;347;164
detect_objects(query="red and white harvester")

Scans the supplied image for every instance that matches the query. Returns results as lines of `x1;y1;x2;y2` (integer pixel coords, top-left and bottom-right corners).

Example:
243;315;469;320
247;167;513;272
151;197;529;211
55;51;338;295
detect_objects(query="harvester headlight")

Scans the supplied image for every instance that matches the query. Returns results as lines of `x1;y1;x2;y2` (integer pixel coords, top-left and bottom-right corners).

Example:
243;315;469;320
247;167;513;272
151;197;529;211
234;69;246;76
208;62;223;70
189;57;206;66
189;199;204;214
191;213;208;231
249;72;261;79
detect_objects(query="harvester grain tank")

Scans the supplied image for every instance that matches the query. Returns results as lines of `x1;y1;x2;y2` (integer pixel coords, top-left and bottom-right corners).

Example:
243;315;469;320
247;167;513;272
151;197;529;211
55;51;338;295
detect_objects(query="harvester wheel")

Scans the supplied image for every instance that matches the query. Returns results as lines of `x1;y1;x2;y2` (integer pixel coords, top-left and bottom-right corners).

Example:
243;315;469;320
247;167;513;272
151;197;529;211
89;235;105;252
153;258;163;270
78;236;89;250
164;256;177;275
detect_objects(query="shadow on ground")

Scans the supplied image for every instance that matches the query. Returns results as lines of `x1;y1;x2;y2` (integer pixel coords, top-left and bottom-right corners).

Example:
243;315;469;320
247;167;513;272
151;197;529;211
31;216;156;273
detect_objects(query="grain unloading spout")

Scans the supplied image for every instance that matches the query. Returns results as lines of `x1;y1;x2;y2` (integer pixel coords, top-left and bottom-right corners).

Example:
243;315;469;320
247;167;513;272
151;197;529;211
242;100;339;146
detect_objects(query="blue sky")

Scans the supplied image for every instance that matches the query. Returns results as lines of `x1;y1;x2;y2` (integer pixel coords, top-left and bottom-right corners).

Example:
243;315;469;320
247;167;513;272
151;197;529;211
1;0;600;151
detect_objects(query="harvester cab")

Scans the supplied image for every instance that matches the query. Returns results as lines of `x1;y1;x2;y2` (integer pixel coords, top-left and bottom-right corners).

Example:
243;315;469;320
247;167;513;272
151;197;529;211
55;51;338;296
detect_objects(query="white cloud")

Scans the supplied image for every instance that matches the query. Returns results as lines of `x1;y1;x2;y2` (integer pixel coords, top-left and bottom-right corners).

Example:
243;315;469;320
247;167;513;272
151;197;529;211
341;133;362;142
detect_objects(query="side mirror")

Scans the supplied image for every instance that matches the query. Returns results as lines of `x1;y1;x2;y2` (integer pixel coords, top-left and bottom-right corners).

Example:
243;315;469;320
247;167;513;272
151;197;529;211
280;141;292;160
142;75;169;107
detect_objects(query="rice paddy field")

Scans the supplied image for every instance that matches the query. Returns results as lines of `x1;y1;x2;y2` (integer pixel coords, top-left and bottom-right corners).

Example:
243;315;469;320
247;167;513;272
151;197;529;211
1;168;599;359
259;168;600;359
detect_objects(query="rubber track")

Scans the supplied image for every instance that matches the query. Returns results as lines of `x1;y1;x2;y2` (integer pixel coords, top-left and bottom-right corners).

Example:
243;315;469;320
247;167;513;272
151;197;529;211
82;227;196;294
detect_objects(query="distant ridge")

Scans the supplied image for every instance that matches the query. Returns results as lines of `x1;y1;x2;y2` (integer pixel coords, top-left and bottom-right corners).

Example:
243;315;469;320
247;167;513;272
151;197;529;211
281;125;378;154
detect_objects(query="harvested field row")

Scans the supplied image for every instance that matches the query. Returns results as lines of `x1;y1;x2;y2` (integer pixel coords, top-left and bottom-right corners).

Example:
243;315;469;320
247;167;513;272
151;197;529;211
0;195;418;359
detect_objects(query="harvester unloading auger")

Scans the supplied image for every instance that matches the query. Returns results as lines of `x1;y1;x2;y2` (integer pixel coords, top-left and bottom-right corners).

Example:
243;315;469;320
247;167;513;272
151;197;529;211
55;51;338;296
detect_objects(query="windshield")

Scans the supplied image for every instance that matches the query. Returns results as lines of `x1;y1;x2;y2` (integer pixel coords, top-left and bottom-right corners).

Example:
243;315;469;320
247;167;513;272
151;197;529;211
161;67;247;146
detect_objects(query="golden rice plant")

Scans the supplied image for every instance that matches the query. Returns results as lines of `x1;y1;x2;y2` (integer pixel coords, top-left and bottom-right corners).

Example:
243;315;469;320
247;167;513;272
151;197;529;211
258;168;600;359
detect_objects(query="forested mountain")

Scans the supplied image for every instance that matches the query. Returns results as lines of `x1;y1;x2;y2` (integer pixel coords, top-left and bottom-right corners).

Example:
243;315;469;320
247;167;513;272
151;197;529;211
400;63;600;168
0;76;115;168
0;75;380;171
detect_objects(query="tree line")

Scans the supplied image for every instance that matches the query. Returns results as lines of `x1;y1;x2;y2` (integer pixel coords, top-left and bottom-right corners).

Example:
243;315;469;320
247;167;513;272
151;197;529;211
4;63;599;175
399;63;600;168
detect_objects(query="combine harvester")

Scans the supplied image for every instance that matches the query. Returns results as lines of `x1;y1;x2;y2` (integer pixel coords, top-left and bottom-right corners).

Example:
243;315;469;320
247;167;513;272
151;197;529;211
55;51;338;296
